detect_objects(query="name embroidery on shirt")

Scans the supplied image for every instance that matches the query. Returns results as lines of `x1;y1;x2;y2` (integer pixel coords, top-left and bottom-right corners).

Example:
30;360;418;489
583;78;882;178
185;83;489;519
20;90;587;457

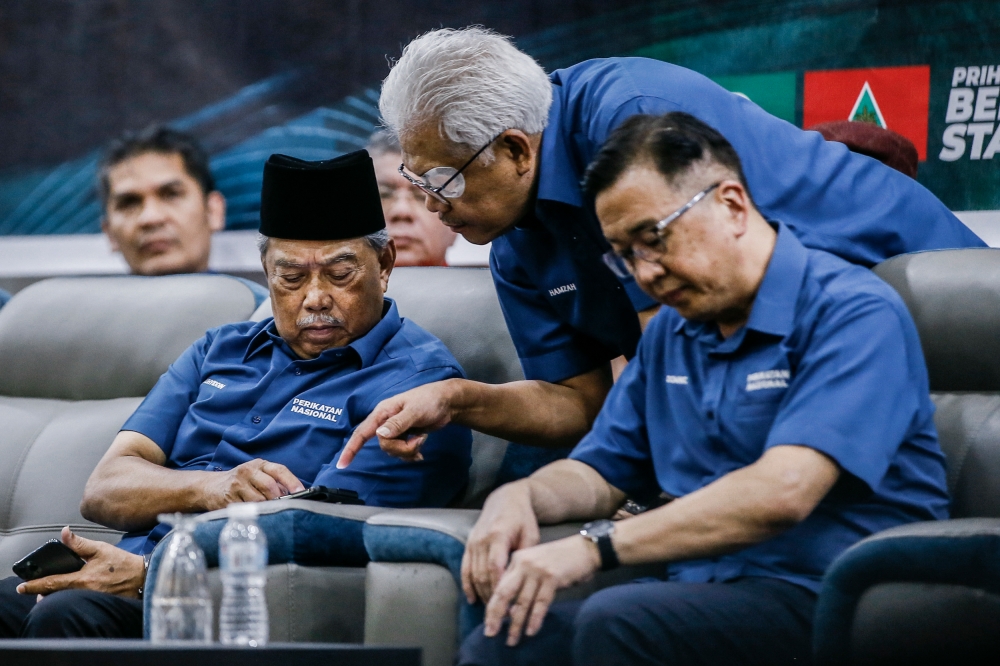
665;375;689;385
202;379;226;390
548;283;577;297
746;369;790;392
290;398;343;422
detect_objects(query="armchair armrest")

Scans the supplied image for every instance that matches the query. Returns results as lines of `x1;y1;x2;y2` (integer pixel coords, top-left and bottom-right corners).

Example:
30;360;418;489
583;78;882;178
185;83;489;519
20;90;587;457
814;518;1000;665
363;508;663;642
144;500;386;637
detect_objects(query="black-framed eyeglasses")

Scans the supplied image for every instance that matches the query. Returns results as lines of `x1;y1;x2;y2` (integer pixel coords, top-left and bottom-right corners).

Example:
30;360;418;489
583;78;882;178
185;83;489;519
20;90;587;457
602;182;721;278
397;133;504;205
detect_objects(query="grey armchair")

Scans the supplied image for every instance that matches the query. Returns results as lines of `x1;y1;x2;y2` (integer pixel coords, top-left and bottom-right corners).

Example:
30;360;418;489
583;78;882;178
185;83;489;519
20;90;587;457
814;248;1000;665
0;275;259;575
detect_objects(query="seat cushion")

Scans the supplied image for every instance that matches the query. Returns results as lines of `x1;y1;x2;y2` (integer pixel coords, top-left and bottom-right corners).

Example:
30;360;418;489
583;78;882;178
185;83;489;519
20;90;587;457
849;581;1000;665
0;396;136;573
813;518;1000;664
932;392;1000;517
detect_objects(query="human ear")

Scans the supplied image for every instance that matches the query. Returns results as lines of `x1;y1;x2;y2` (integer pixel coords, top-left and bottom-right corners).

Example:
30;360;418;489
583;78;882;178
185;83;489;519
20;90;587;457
717;180;750;236
101;217;122;253
499;130;538;176
206;191;226;233
379;238;396;292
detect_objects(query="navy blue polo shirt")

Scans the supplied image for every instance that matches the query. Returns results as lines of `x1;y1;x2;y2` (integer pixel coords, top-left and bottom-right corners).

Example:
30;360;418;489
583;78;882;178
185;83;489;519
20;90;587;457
116;299;472;554
570;224;949;593
491;57;984;383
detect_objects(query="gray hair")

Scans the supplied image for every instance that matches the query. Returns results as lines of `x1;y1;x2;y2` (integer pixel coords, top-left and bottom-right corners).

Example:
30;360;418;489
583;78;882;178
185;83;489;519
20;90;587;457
257;229;391;258
378;26;553;162
366;129;401;158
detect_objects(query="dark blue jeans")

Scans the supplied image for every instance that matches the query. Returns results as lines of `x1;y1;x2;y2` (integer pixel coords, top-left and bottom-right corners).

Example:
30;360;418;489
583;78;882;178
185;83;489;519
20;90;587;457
458;577;816;666
0;575;143;638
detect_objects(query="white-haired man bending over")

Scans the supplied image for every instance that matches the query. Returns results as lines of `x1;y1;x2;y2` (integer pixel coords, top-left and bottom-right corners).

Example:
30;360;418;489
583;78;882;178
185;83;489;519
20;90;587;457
338;26;982;472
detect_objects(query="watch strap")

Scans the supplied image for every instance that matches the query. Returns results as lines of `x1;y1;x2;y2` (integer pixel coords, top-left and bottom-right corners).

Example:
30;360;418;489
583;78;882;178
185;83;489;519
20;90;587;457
596;533;620;571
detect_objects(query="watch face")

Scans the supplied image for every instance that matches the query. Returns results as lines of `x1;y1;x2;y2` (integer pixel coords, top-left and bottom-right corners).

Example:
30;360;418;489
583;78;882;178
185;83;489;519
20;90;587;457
581;519;615;539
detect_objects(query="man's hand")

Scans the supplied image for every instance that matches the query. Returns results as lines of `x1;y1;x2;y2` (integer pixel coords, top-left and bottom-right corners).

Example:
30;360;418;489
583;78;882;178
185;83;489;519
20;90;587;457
16;526;145;600
204;458;305;510
461;482;541;604
338;380;458;468
484;535;601;646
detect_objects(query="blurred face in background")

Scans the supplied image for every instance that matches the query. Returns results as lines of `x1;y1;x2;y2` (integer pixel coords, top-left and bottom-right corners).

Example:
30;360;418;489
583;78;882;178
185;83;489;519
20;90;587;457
102;151;225;275
372;151;456;267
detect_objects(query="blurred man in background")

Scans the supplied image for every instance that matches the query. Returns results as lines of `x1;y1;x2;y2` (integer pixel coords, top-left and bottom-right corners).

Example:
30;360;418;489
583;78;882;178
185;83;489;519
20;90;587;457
99;126;224;276
368;130;456;266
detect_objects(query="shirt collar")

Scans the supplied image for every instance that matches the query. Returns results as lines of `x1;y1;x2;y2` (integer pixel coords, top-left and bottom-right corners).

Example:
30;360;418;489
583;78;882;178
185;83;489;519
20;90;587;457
536;80;585;210
672;222;807;340
744;222;808;338
244;298;402;367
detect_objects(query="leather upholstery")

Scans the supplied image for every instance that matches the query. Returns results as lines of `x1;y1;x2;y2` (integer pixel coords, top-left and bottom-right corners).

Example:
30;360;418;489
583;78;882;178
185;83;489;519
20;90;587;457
0;275;257;400
873;249;1000;392
815;249;1000;663
850;582;1000;665
0;276;259;576
931;393;1000;518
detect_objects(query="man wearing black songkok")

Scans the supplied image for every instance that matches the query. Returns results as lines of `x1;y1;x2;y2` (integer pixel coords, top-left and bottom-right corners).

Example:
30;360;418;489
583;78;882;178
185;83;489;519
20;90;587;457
0;150;472;639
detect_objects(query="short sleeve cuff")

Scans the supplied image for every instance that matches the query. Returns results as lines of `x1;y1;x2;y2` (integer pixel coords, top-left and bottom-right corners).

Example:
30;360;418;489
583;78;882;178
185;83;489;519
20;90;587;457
519;344;613;383
765;423;890;493
121;411;174;455
570;435;650;499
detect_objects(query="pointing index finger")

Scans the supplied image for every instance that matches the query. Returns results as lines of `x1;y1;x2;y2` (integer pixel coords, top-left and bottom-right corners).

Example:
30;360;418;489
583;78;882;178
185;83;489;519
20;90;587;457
338;400;403;468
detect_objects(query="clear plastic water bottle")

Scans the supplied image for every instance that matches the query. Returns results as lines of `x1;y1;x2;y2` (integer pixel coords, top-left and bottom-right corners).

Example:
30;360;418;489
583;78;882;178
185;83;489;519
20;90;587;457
218;502;269;647
150;513;213;644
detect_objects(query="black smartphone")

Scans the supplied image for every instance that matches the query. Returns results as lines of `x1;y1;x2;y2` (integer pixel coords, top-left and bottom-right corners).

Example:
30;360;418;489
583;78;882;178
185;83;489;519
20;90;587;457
12;540;86;581
279;486;365;505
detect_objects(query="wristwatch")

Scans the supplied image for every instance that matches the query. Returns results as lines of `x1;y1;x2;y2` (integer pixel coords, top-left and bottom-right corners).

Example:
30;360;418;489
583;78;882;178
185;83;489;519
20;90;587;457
137;552;152;600
580;519;620;571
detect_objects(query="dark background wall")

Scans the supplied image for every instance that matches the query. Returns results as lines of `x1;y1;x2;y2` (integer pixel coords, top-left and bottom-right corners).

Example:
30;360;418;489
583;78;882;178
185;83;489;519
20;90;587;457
0;0;997;236
0;0;650;171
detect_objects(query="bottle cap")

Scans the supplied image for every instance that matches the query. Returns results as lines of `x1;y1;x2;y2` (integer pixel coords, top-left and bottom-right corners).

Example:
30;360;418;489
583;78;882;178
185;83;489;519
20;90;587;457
227;502;259;519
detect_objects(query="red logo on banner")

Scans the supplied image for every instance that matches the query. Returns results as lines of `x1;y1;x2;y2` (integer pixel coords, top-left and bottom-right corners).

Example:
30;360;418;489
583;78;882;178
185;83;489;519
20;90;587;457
803;65;931;160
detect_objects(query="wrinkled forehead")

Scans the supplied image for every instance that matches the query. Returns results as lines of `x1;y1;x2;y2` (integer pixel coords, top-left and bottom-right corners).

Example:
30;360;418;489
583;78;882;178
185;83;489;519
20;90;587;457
266;236;375;267
399;124;467;174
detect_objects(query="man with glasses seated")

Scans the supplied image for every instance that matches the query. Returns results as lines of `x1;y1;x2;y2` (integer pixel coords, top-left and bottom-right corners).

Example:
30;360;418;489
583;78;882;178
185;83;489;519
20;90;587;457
456;112;949;666
339;26;982;474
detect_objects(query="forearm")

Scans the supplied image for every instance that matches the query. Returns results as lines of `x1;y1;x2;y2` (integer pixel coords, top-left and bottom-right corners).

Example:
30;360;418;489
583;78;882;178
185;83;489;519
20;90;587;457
522;459;625;524
82;456;216;532
448;374;607;447
612;446;839;565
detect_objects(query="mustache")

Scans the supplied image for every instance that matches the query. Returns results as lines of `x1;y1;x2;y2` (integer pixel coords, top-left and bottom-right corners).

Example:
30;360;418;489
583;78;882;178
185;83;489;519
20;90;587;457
296;313;345;328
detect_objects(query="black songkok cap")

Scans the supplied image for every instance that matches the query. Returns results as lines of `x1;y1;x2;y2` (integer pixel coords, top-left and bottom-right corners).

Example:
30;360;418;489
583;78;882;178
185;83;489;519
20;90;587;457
259;150;386;240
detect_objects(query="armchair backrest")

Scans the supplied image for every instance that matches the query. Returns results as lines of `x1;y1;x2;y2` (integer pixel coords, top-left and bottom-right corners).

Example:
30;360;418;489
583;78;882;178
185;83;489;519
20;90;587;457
874;249;1000;518
0;275;260;572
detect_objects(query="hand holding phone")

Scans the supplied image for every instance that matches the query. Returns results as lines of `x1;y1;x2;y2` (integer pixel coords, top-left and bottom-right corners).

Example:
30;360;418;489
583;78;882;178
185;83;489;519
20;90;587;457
13;539;86;581
278;486;365;505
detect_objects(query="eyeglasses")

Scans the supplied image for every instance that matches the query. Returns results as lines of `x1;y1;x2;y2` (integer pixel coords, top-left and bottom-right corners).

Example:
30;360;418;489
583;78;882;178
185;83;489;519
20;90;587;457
397;133;503;205
602;182;721;278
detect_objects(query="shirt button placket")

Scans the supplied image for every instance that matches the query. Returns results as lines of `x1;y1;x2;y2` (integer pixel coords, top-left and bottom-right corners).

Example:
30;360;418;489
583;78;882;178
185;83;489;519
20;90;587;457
704;360;725;438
